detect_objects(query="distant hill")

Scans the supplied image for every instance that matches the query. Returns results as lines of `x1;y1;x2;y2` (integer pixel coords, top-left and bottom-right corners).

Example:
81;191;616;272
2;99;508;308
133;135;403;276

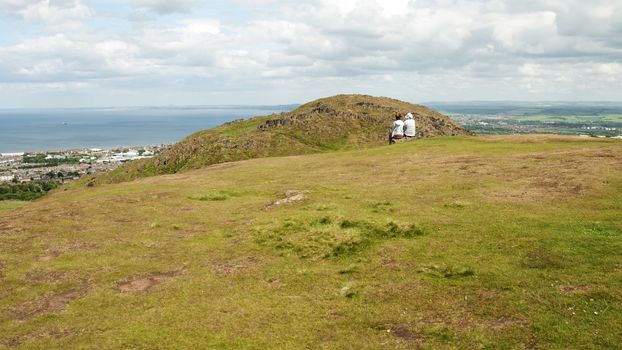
91;94;471;184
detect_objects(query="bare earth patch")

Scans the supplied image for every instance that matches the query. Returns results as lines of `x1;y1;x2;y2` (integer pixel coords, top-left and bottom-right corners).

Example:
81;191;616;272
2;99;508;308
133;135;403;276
488;317;526;330
210;257;259;276
1;328;75;348
374;323;424;347
37;252;61;262
0;220;25;236
393;326;424;344
26;269;71;283
14;288;87;321
116;270;184;293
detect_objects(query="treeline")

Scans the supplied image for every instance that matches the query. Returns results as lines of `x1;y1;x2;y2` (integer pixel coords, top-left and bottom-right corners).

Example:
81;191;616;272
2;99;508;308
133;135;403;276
0;181;59;201
22;154;83;167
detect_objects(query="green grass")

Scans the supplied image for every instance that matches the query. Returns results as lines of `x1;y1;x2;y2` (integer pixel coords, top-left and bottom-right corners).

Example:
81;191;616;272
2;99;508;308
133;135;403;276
189;190;245;201
1;135;622;349
0;201;28;213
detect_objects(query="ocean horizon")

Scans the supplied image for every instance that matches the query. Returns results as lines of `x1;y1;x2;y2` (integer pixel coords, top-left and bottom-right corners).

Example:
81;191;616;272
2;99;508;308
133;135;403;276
0;105;296;153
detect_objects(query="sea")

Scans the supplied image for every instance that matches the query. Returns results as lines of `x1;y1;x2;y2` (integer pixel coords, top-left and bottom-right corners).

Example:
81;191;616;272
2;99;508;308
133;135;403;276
0;106;296;153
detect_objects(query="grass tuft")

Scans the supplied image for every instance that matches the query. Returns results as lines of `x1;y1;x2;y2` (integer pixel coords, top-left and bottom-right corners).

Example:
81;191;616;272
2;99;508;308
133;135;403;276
256;217;426;259
370;201;394;213
338;264;360;275
522;246;565;269
417;264;475;279
189;190;243;201
444;201;469;209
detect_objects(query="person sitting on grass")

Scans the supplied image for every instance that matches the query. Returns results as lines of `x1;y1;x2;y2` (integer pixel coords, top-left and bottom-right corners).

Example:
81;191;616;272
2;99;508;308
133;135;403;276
389;113;404;144
403;112;416;139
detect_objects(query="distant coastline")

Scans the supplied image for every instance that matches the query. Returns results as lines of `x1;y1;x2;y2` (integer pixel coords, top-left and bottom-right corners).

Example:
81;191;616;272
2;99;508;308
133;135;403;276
0;105;295;153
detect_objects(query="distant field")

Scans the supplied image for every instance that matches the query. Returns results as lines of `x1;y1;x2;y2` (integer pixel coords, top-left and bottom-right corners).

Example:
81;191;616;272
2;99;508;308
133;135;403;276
450;114;622;136
1;135;621;349
429;102;622;136
515;114;622;123
428;102;622;117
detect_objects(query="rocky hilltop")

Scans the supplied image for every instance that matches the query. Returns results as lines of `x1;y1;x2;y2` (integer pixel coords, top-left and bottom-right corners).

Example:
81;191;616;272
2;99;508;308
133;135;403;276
91;94;471;184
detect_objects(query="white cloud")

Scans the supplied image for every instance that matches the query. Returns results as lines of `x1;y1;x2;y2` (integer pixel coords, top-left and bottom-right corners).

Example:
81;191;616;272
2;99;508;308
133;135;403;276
1;0;91;25
128;0;203;14
0;0;621;106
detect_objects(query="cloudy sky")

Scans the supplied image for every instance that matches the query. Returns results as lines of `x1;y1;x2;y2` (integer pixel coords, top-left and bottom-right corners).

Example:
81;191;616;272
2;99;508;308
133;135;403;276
0;0;621;107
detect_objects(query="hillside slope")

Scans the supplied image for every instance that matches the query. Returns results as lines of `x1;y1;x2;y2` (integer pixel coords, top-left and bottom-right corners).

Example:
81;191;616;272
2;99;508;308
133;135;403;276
92;95;470;184
1;136;621;349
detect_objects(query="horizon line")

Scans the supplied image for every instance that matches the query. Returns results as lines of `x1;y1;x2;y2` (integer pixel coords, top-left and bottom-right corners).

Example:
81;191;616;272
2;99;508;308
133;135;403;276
2;100;622;110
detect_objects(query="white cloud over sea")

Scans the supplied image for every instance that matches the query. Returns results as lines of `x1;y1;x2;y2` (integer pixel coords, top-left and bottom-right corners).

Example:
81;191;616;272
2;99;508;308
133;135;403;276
0;0;620;107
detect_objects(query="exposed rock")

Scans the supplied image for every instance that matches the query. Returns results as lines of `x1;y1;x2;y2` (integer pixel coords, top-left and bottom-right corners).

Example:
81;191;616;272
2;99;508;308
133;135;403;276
258;118;295;130
267;190;308;209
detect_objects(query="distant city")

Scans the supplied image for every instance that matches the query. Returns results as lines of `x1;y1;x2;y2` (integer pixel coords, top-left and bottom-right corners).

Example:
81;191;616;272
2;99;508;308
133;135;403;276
0;144;169;184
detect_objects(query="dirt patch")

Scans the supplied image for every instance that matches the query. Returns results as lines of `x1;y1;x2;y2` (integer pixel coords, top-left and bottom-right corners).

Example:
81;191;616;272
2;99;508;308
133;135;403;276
530;179;583;196
378;324;424;346
116;269;184;293
0;336;22;347
52;209;80;219
14;288;87;321
210;257;259;276
26;269;71;283
266;190;308;209
265;277;285;288
0;222;23;236
1;328;75;347
37;252;61;262
394;327;423;342
488;317;525;330
531;179;561;189
379;256;404;271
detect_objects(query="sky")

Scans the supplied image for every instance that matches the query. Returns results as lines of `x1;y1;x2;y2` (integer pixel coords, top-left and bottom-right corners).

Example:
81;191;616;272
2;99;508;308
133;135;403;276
0;0;621;107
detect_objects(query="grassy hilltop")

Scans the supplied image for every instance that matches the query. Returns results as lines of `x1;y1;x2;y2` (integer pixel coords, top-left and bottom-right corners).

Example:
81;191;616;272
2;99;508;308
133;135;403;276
91;95;470;185
1;135;621;349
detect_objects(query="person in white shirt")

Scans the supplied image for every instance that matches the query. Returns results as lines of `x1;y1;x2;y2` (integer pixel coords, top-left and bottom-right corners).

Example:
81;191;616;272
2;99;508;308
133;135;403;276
403;113;416;139
389;113;404;144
